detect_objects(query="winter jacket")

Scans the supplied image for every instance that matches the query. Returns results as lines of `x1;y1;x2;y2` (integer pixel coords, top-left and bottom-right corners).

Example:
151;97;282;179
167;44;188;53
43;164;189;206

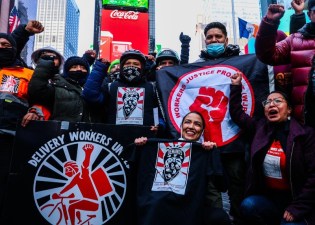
28;60;103;123
290;13;306;34
229;84;315;224
83;60;162;127
0;66;34;135
255;18;315;126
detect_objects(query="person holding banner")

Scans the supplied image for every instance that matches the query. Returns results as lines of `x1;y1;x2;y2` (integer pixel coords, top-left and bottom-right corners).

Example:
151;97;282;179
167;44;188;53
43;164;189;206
133;111;231;225
255;1;315;128
193;21;246;225
83;49;165;133
229;72;315;225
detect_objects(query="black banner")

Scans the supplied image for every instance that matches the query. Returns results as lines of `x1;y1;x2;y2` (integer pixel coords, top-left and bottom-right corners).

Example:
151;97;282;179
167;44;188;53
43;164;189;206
1;121;152;225
132;140;212;225
156;54;269;150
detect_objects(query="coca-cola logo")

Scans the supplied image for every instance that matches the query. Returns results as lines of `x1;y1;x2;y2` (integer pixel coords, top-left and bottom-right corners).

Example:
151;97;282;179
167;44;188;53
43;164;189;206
110;10;139;20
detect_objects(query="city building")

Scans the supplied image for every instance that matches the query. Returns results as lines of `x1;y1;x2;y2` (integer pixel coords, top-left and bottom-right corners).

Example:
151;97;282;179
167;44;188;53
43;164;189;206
149;0;155;53
196;0;261;49
34;0;80;60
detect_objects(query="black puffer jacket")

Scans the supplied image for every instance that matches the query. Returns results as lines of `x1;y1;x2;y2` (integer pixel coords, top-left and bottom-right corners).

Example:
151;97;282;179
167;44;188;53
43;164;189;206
28;60;104;123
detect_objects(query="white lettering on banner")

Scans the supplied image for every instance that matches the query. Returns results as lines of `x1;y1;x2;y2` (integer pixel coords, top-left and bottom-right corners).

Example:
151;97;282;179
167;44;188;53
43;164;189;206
110;10;139;20
28;135;65;167
27;132;125;168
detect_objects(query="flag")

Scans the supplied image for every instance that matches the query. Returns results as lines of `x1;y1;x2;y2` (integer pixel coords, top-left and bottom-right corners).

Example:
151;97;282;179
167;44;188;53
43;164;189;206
9;5;20;33
238;17;258;39
155;54;270;152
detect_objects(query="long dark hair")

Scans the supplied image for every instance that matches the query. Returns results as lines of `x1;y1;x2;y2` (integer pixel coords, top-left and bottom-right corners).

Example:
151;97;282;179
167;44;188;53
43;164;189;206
181;111;206;130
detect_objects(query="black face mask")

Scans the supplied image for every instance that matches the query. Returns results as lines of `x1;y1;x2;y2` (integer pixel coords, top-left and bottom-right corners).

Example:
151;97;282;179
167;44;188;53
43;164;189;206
121;66;142;83
0;48;16;67
66;71;88;86
108;71;120;82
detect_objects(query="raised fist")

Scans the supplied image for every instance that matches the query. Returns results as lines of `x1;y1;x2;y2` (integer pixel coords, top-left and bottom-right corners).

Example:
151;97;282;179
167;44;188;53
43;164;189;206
179;32;191;44
189;87;228;123
85;49;97;59
189;87;228;145
291;0;304;14
25;20;44;34
266;4;285;22
83;143;94;153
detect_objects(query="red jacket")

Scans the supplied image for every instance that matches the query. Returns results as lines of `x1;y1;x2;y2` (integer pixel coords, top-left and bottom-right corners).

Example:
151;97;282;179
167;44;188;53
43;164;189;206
255;18;315;125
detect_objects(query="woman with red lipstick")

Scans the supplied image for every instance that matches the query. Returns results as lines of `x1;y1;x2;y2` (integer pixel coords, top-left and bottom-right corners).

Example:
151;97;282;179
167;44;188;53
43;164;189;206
134;112;232;225
229;72;315;225
135;111;217;149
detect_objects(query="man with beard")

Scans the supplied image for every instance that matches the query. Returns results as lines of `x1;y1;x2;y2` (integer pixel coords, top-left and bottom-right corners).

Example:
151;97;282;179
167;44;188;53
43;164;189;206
83;49;164;132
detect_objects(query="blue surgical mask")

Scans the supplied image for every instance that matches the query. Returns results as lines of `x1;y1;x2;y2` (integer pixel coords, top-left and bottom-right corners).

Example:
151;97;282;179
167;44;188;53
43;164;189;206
206;43;225;57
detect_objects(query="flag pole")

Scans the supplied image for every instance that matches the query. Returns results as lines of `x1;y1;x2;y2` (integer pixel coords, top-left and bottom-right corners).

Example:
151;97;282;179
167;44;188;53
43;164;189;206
231;0;237;44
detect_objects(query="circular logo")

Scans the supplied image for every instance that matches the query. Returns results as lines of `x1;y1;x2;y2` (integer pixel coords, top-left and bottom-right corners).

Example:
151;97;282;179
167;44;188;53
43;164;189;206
33;141;126;225
169;65;254;146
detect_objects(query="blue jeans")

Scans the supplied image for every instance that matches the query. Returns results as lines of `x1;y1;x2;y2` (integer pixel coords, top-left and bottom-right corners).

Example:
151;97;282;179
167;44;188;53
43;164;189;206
240;195;306;225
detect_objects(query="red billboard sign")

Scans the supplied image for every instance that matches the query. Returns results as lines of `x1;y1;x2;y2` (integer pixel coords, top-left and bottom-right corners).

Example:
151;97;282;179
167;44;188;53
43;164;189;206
101;9;149;60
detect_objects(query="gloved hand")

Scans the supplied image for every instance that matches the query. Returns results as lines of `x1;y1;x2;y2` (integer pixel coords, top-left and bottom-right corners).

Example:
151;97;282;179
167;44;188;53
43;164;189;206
179;32;191;45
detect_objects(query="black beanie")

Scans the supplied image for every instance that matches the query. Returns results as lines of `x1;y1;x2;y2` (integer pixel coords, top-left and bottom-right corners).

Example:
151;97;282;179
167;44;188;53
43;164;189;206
0;33;17;49
63;56;90;78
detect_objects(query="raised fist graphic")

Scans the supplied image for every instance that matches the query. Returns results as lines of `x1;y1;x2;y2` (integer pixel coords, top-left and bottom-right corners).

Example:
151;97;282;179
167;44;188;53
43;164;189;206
189;87;228;145
83;143;94;153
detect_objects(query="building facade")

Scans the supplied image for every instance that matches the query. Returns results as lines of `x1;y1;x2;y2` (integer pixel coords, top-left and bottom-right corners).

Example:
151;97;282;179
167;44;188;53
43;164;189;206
34;0;79;60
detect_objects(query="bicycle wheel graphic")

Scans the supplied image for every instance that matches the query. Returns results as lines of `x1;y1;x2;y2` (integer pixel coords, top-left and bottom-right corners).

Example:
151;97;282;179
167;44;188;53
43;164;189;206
33;141;127;225
40;203;63;225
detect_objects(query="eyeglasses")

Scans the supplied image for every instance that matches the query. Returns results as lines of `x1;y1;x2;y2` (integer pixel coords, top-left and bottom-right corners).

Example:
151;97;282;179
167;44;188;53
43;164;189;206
262;97;286;107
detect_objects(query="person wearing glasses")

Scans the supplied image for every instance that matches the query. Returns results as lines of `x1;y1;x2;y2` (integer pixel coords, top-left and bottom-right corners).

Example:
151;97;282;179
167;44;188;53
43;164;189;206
229;72;315;225
255;0;315;128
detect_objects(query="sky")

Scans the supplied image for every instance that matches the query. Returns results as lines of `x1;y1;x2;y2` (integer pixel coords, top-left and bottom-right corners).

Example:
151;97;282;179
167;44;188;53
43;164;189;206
76;0;95;55
75;0;204;60
155;0;203;61
74;0;306;61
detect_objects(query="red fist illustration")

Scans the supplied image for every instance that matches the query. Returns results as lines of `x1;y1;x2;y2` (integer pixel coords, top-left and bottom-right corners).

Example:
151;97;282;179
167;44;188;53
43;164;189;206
83;143;94;153
189;87;228;145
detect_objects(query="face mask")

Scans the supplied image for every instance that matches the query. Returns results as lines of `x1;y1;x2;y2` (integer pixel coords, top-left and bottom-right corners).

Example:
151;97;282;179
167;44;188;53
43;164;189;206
206;43;225;57
66;71;88;86
108;71;120;82
0;48;16;67
122;66;142;83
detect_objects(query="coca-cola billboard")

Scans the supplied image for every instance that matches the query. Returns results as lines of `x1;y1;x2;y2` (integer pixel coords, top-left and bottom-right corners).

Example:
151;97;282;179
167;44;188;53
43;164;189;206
101;9;149;56
110;10;139;20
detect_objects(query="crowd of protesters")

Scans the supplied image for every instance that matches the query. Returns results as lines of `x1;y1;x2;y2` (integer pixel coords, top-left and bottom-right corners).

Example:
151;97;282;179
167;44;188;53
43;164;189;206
0;0;315;224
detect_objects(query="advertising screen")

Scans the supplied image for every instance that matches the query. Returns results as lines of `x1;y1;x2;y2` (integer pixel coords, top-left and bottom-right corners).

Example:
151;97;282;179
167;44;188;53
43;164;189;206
102;0;148;12
101;9;149;60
